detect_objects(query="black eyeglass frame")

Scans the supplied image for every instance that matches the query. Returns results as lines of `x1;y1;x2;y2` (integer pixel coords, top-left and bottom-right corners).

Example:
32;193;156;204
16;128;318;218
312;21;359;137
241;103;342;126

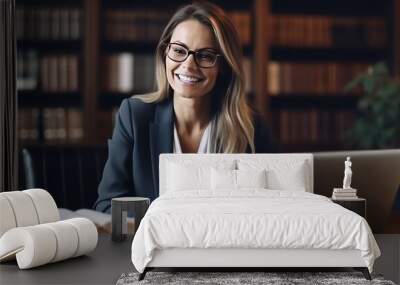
165;42;222;68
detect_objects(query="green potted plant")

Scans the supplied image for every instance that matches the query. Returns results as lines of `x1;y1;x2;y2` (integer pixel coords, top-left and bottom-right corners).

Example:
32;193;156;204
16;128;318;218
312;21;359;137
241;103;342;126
344;62;400;149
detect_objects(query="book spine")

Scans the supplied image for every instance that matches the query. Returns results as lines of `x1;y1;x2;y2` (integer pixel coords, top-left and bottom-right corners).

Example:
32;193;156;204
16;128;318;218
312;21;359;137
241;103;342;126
270;15;386;48
117;53;134;93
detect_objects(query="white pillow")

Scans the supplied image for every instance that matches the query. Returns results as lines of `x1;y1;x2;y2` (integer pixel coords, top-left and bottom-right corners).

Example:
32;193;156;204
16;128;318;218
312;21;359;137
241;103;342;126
238;159;309;192
211;168;236;190
266;161;307;191
237;169;267;188
211;168;267;190
167;162;210;191
165;158;237;192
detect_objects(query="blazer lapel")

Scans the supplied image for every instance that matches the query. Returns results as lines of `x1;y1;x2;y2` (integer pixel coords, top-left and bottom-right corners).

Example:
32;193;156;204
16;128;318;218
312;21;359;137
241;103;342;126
149;99;173;196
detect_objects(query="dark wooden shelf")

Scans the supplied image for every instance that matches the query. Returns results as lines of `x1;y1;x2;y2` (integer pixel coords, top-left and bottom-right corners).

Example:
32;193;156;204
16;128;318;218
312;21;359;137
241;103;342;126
101;40;157;54
277;142;352;153
98;92;138;109
101;0;182;10
18;140;101;148
270;94;360;109
270;0;389;17
101;0;252;10
101;40;253;56
100;90;255;109
16;0;82;7
208;0;253;10
18;90;82;108
101;93;361;111
270;46;387;62
243;45;253;56
17;39;82;52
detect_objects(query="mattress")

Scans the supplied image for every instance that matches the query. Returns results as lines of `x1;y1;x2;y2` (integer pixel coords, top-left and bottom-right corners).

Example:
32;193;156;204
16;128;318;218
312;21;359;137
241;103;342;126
131;190;380;273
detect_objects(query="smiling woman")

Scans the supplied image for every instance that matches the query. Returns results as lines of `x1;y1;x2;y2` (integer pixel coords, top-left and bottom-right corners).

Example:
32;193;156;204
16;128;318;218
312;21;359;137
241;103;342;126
165;20;220;102
94;1;276;213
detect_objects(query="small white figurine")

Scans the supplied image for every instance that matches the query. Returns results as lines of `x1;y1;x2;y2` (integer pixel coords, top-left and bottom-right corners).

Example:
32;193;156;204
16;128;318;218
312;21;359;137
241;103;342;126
342;156;353;189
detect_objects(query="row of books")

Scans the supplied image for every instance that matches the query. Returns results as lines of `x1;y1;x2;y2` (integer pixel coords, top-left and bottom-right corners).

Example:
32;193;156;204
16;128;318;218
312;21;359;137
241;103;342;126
270;16;386;48
18;108;40;140
103;10;251;45
227;11;251;45
268;62;368;94
104;10;171;43
100;53;253;94
17;50;38;90
19;108;83;142
18;51;79;92
41;55;79;92
272;109;356;145
242;57;253;94
101;53;155;93
16;8;82;40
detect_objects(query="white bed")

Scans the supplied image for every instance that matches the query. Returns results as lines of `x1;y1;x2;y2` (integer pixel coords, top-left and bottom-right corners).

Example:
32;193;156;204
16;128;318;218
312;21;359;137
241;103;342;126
131;154;380;280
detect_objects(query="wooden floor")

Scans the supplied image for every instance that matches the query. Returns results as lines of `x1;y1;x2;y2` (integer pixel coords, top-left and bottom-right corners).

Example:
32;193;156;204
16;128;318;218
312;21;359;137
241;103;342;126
373;234;400;284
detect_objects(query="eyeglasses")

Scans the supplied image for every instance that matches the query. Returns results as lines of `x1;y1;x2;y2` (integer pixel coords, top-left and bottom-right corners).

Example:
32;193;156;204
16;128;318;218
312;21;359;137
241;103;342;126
166;42;221;68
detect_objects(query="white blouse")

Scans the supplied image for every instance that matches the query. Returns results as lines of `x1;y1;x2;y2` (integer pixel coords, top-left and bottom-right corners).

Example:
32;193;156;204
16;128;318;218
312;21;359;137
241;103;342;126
173;120;213;153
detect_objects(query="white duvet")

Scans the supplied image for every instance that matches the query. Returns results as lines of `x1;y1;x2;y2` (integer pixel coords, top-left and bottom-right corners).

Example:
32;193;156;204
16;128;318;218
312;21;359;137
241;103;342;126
131;190;380;273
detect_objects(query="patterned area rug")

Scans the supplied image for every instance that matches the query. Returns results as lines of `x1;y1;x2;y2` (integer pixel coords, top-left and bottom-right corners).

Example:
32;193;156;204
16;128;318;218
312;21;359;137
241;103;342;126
116;271;396;285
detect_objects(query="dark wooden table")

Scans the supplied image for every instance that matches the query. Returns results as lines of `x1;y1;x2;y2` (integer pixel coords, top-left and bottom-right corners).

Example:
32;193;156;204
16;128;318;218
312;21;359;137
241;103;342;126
0;234;133;285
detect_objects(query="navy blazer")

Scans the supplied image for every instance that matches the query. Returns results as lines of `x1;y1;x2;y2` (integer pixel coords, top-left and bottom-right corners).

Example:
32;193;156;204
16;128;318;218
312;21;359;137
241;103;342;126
94;97;276;212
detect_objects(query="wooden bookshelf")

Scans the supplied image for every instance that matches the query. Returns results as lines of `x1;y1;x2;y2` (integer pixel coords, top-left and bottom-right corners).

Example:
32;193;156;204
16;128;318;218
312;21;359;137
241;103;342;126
16;0;85;145
16;0;399;151
270;95;359;110
269;0;386;17
18;91;82;108
259;0;396;152
17;39;82;52
270;47;386;62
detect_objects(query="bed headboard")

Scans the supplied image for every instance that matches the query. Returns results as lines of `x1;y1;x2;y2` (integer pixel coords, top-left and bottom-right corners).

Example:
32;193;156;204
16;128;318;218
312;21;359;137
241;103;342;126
159;154;314;195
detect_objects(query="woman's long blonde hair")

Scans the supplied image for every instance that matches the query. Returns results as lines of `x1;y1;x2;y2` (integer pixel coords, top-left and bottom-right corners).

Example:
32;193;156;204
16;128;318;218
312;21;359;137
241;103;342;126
135;2;254;153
